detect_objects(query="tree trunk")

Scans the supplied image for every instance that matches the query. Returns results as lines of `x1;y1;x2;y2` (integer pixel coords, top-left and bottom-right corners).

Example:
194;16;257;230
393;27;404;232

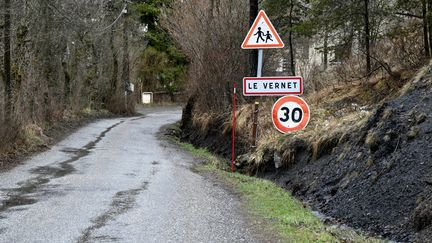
250;0;259;76
428;0;432;53
364;0;372;77
62;45;71;103
4;0;12;124
288;0;296;76
323;30;329;70
423;0;430;57
39;1;55;121
110;28;118;94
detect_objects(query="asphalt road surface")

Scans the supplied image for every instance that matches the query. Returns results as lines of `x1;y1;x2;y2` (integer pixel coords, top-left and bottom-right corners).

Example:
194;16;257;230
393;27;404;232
0;106;259;243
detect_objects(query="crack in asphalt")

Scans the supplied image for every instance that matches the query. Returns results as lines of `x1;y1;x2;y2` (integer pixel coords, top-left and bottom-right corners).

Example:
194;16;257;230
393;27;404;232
77;181;150;243
0;121;125;215
77;161;161;243
130;116;146;122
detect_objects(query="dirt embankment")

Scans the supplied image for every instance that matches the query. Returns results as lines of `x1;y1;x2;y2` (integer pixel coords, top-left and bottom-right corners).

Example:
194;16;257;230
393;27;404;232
180;65;432;242
264;75;432;242
180;96;251;158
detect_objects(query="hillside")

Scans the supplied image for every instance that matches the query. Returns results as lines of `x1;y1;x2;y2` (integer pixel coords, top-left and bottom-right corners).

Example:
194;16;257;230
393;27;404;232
180;62;432;241
263;63;432;242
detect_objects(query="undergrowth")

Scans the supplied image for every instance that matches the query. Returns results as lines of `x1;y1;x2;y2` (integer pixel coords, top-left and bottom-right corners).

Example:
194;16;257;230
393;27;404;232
0;108;113;170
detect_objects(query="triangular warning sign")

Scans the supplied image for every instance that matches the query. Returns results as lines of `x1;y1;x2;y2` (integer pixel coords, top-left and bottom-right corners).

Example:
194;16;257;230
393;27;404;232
242;10;284;49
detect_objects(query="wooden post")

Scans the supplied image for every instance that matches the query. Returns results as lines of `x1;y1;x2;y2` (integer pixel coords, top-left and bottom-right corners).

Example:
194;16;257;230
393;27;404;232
251;102;260;148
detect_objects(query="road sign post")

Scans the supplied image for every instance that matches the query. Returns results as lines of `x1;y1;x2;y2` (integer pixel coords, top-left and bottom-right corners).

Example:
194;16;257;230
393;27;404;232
241;11;310;144
241;10;286;148
257;49;263;77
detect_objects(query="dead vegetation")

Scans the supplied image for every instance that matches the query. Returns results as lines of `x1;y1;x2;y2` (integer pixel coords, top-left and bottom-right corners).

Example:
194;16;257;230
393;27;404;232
183;65;423;173
162;0;250;114
163;0;428;172
0;109;112;170
0;1;145;162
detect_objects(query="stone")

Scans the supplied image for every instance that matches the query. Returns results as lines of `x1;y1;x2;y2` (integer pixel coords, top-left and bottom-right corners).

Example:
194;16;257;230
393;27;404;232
407;126;420;140
416;113;428;125
274;152;282;169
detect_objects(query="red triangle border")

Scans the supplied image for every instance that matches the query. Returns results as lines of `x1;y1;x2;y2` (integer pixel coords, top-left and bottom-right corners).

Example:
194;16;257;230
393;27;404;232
241;10;285;49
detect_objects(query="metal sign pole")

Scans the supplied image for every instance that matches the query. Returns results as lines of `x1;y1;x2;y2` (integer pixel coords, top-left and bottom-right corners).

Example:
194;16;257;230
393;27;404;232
252;49;263;148
257;49;263;77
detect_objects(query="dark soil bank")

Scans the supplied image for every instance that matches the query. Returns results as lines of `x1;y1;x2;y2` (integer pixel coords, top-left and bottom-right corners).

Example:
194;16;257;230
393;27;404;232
181;72;432;242
265;74;432;242
180;97;250;158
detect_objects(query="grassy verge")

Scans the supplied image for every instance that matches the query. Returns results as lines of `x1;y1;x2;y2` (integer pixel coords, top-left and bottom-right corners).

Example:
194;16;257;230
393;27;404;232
176;141;384;243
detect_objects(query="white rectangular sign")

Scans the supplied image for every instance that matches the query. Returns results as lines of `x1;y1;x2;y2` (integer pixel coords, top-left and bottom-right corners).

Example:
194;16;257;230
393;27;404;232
142;92;153;104
243;77;303;96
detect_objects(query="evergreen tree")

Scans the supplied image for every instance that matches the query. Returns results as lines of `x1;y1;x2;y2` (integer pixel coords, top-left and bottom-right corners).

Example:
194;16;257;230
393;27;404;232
133;0;188;95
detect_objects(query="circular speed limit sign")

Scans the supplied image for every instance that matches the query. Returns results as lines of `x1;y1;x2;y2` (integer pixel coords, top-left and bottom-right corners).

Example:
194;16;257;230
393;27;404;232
272;96;310;134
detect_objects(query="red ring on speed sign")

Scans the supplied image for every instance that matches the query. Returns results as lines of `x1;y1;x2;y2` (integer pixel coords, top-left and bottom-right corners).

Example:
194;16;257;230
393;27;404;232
272;96;310;133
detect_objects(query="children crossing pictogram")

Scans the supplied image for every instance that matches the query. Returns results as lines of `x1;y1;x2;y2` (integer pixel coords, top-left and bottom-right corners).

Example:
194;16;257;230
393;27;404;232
242;10;284;49
265;31;273;43
255;27;265;43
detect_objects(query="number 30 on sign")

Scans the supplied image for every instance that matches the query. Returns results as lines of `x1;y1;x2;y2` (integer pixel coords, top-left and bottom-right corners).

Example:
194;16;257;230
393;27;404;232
272;96;311;134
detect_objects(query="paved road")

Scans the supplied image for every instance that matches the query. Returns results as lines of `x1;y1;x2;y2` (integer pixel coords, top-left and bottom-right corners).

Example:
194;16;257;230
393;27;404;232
0;107;259;243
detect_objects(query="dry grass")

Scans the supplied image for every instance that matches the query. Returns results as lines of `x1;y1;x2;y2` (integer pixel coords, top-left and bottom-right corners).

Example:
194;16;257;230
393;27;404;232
192;112;219;134
21;124;50;148
399;60;432;96
187;63;429;171
199;74;416;168
0;108;112;170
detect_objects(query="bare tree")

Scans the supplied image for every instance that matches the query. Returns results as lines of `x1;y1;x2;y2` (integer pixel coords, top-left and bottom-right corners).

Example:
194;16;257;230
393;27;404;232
364;0;372;77
163;0;249;112
0;0;146;150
